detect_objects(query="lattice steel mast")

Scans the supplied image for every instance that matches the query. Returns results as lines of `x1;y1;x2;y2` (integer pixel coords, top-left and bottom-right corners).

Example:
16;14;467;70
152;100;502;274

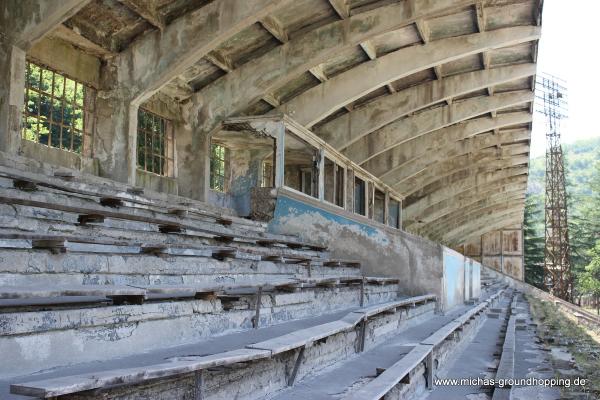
535;73;573;301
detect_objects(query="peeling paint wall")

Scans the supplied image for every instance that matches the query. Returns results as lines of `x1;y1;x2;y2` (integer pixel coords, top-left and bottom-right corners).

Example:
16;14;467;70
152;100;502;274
443;248;465;310
464;227;524;281
268;192;479;310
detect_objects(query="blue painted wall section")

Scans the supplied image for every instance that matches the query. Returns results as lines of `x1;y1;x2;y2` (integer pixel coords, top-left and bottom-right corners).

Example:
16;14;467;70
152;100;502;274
268;192;480;311
443;249;465;309
268;194;384;240
472;261;482;299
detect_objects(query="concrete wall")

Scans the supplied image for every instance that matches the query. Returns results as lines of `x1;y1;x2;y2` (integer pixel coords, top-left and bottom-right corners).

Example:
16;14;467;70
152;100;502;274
442;248;465;310
463;227;524;281
268;190;480;311
472;260;482;299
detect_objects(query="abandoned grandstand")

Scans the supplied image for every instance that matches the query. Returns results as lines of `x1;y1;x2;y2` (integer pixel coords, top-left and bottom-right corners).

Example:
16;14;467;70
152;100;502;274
0;0;594;399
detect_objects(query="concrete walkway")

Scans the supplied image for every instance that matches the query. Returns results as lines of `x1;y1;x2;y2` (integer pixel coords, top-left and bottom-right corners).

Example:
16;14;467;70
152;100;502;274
424;296;511;400
425;294;560;400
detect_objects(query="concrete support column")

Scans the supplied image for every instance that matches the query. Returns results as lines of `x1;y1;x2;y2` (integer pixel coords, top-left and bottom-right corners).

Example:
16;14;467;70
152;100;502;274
0;42;26;155
93;90;138;184
0;0;91;156
177;128;210;201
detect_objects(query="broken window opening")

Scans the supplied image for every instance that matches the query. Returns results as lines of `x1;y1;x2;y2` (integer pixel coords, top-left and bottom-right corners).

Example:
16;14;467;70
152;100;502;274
354;176;366;216
374;188;385;224
261;160;274;188
324;157;345;208
388;198;401;229
22;60;91;154
284;131;319;199
210;143;228;192
137;108;174;177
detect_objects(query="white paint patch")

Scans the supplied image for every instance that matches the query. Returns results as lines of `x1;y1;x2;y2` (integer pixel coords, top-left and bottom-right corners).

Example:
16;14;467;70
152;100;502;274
374;321;397;337
15;334;51;361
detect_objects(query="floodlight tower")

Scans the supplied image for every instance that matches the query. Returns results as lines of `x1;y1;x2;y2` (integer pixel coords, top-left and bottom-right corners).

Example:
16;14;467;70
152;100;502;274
535;73;573;301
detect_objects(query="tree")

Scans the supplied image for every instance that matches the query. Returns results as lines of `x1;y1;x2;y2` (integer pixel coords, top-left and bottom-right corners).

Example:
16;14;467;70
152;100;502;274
524;193;545;289
22;62;85;153
580;240;600;315
569;154;600;299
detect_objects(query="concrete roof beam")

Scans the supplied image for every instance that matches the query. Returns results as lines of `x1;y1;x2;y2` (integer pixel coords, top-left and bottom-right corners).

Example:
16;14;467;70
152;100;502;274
406;177;528;230
403;165;528;219
395;149;530;196
343;90;533;165
280;26;540;128
189;0;477;134
367;114;532;179
315;63;536;150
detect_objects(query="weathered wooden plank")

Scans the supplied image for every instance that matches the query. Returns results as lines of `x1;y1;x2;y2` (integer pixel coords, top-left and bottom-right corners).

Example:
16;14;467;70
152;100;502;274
10;348;271;398
0;285;146;300
247;320;353;355
342;344;432;400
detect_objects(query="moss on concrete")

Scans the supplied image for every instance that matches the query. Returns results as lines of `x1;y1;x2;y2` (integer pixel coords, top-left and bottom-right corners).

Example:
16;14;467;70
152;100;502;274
527;295;600;398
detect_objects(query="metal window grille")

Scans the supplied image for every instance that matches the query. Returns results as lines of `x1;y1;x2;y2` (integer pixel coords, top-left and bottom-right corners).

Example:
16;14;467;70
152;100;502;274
22;61;92;154
210;144;227;191
137;108;174;176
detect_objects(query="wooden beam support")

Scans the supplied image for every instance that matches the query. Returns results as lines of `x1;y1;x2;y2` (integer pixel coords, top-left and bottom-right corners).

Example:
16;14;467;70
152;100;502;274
252;286;263;329
288;346;306;386
117;0;165;30
328;0;350;19
260;15;288;43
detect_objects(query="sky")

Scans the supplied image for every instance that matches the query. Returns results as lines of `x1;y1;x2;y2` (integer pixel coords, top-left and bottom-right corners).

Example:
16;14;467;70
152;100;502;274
530;0;600;157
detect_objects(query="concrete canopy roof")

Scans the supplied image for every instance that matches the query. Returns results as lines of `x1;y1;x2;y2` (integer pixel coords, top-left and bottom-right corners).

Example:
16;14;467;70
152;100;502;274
38;0;542;245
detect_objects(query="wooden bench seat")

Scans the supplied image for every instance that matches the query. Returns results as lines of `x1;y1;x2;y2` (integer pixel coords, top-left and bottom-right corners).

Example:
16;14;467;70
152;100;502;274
0;279;305;306
365;277;400;285
11;348;272;398
0;184;327;252
361;295;436;318
341;344;432;400
247;320;353;355
323;259;361;268
10;295;436;398
342;292;501;400
0;165;251;229
0;231;251;260
0;285;146;305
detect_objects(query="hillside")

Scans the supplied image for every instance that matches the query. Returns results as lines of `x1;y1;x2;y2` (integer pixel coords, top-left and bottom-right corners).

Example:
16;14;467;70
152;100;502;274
527;136;600;197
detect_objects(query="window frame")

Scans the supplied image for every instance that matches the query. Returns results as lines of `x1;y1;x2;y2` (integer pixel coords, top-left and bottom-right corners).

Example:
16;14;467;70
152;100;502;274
22;60;92;155
373;186;386;224
209;142;228;192
283;130;320;200
388;196;402;229
323;154;346;209
353;174;368;217
136;107;175;177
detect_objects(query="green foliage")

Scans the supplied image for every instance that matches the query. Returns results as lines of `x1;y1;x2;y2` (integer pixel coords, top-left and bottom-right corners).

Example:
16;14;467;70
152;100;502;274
210;144;226;192
580;241;600;298
22;62;85;154
524;193;545;289
137;109;167;175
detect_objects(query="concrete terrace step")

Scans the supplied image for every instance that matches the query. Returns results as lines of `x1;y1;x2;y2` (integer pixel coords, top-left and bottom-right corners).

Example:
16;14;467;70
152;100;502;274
8;295;436;399
0;275;397;307
0;161;266;231
269;291;504;400
0;185;325;251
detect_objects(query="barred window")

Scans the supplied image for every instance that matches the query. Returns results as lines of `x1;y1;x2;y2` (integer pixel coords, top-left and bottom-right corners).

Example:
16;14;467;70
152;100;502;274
137;108;174;176
22;61;91;154
210;144;227;192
